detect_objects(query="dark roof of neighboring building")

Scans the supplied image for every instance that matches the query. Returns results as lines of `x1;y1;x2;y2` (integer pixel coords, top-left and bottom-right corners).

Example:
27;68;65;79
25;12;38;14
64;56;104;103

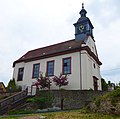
13;39;102;67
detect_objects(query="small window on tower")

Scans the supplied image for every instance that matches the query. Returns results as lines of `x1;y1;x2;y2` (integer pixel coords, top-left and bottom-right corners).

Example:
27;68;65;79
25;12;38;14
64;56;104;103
93;63;96;68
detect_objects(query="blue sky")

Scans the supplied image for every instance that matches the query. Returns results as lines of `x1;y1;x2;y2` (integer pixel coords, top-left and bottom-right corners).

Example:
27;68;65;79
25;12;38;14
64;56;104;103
0;0;120;86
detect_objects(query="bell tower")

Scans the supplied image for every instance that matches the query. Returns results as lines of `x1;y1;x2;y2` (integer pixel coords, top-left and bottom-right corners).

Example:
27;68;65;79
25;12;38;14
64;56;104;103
74;3;94;41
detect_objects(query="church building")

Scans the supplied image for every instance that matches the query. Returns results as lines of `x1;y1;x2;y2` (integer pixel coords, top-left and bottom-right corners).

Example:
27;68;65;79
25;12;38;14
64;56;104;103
13;3;102;92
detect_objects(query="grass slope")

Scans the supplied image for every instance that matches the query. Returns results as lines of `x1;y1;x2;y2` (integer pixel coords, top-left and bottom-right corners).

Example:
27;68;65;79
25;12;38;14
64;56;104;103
1;110;120;119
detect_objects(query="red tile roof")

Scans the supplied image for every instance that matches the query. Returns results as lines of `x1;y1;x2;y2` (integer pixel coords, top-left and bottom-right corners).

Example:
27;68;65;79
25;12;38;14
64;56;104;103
13;39;83;66
13;39;102;67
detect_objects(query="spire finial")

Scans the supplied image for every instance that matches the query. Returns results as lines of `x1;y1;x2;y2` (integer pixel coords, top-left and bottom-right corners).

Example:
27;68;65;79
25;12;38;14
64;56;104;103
80;2;87;17
82;3;84;9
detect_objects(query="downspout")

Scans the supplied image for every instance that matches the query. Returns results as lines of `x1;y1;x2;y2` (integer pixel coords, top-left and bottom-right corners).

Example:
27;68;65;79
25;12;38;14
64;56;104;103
80;50;82;90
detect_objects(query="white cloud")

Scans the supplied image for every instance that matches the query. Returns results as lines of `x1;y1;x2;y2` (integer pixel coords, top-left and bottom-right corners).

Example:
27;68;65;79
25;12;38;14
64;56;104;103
0;0;120;85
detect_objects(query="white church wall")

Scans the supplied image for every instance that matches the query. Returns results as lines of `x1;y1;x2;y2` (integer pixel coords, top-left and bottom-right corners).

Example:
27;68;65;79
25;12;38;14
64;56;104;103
87;57;93;89
81;50;101;90
81;50;88;90
13;52;81;91
91;58;101;90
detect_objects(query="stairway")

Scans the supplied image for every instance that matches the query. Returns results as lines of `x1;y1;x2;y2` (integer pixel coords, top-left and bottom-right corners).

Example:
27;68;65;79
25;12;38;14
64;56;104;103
0;89;28;115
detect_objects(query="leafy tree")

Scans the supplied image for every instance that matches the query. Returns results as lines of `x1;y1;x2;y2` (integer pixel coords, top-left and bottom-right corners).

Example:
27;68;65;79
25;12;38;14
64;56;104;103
7;78;21;92
52;73;68;89
32;72;51;90
108;81;112;86
115;82;120;89
101;78;108;91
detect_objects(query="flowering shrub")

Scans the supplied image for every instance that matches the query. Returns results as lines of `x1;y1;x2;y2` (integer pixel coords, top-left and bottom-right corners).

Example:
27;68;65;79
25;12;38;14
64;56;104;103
52;74;68;89
32;72;51;90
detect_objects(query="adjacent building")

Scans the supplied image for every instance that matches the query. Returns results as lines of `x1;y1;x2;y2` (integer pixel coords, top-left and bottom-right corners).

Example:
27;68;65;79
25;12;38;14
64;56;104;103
0;82;6;93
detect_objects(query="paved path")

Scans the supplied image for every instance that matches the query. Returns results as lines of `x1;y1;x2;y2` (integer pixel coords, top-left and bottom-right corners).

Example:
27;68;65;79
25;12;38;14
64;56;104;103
20;115;39;119
20;115;46;119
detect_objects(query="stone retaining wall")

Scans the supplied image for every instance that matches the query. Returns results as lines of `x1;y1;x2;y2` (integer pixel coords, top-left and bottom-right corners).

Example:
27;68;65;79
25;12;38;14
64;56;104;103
37;90;107;110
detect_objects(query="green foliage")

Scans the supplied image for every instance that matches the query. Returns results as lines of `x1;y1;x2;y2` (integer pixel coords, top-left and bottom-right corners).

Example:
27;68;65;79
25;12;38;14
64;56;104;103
115;82;120;89
2;109;120;118
101;78;108;91
100;87;120;99
95;97;101;107
7;78;16;92
27;97;48;103
94;88;120;107
7;78;21;92
108;87;120;98
107;88;120;106
89;88;93;91
7;109;33;115
27;97;50;109
59;88;65;90
27;91;53;109
110;98;119;107
26;97;36;102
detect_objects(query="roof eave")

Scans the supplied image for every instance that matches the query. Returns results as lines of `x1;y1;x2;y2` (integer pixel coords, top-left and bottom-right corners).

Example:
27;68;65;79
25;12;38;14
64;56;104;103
13;45;102;67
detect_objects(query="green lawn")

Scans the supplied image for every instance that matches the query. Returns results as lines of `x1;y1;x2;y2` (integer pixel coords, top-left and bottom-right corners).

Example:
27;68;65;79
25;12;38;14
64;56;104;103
0;110;120;119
